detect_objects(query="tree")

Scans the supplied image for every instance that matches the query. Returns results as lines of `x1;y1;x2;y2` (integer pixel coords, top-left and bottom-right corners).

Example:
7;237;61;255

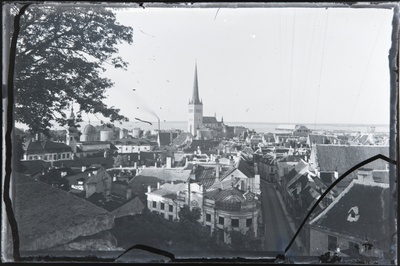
113;155;129;167
13;4;133;135
178;205;201;223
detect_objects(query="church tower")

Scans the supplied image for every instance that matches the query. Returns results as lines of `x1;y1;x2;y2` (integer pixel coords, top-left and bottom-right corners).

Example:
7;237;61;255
66;104;79;153
188;63;203;135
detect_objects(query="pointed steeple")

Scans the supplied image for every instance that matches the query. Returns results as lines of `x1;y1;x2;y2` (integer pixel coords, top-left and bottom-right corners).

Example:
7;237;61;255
191;63;202;104
69;103;75;121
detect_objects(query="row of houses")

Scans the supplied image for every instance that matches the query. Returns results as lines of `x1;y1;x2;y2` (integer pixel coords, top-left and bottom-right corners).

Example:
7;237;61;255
254;139;392;259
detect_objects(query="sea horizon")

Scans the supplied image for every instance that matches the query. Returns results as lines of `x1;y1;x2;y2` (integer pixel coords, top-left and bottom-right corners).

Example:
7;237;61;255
75;120;390;134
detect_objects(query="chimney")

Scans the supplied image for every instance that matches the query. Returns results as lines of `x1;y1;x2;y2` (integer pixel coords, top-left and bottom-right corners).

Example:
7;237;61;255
215;159;220;179
166;157;172;168
147;185;151;193
126;187;132;200
357;168;374;182
171;181;174;185
155;162;158;168
157;182;160;189
113;175;117;182
82;166;87;172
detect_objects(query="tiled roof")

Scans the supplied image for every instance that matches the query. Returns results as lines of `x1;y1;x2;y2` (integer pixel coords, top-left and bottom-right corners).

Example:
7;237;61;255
184;140;219;152
194;165;217;189
26;140;72;155
203;116;218;124
171;132;193;147
135;168;191;183
51;157;114;169
308;134;337;145
314;145;390;180
236;158;255;178
158;132;179;146
20;160;50;175
149;182;188;199
309;180;390;249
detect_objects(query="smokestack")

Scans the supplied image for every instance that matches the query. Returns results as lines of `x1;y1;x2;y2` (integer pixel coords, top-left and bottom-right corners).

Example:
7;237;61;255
158;118;160;133
147;185;151;193
157;182;160;189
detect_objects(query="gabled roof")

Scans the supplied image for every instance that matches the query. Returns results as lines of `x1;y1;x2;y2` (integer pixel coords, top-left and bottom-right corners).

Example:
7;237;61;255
203;116;218;124
171;132;193;147
194;165;216;189
309;180;390;250
314;145;390;178
236;158;255;178
135;168;192;183
184;140;219;152
308;134;337;145
26;140;72;155
158;132;179;146
148;182;188;199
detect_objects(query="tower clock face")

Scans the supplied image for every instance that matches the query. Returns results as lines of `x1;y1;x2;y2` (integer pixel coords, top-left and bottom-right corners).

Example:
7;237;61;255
191;200;198;207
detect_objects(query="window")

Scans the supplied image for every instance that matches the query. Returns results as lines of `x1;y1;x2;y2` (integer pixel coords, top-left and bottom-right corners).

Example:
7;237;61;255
44;155;48;160
206;213;211;222
152;201;157;208
62;154;65;159
168;215;173;221
66;153;70;158
169;204;173;212
28;156;32;160
218;216;224;225
328;235;337;251
33;156;38;160
246;218;253;227
160;202;165;210
231;219;239;228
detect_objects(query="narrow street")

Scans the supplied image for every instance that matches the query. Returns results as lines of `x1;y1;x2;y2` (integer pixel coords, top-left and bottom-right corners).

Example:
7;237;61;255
260;180;302;256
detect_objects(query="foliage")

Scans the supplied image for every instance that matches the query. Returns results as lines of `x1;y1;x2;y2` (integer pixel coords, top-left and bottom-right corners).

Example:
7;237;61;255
111;207;229;252
14;5;133;135
178;205;201;223
113;154;130;167
228;227;263;251
12;134;27;173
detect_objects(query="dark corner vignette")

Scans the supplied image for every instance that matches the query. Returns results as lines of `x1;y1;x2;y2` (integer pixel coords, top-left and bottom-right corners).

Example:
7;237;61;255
2;1;399;264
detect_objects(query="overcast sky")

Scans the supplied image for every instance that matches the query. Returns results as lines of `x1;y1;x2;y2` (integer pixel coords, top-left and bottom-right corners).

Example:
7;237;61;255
96;5;394;126
17;4;395;130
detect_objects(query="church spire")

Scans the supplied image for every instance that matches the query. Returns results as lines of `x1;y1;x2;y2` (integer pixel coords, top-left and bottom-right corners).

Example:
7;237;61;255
191;63;202;104
69;103;75;121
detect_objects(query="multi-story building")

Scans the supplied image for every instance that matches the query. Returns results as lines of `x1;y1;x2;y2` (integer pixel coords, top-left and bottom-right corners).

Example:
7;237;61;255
146;181;259;244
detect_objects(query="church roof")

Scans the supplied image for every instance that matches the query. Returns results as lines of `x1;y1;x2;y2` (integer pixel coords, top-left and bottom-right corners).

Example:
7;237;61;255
203;116;218;124
83;124;97;134
190;63;202;105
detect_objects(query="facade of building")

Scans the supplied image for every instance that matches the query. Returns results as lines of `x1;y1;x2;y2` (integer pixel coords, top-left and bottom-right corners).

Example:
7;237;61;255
146;182;260;244
113;138;155;154
24;139;73;161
